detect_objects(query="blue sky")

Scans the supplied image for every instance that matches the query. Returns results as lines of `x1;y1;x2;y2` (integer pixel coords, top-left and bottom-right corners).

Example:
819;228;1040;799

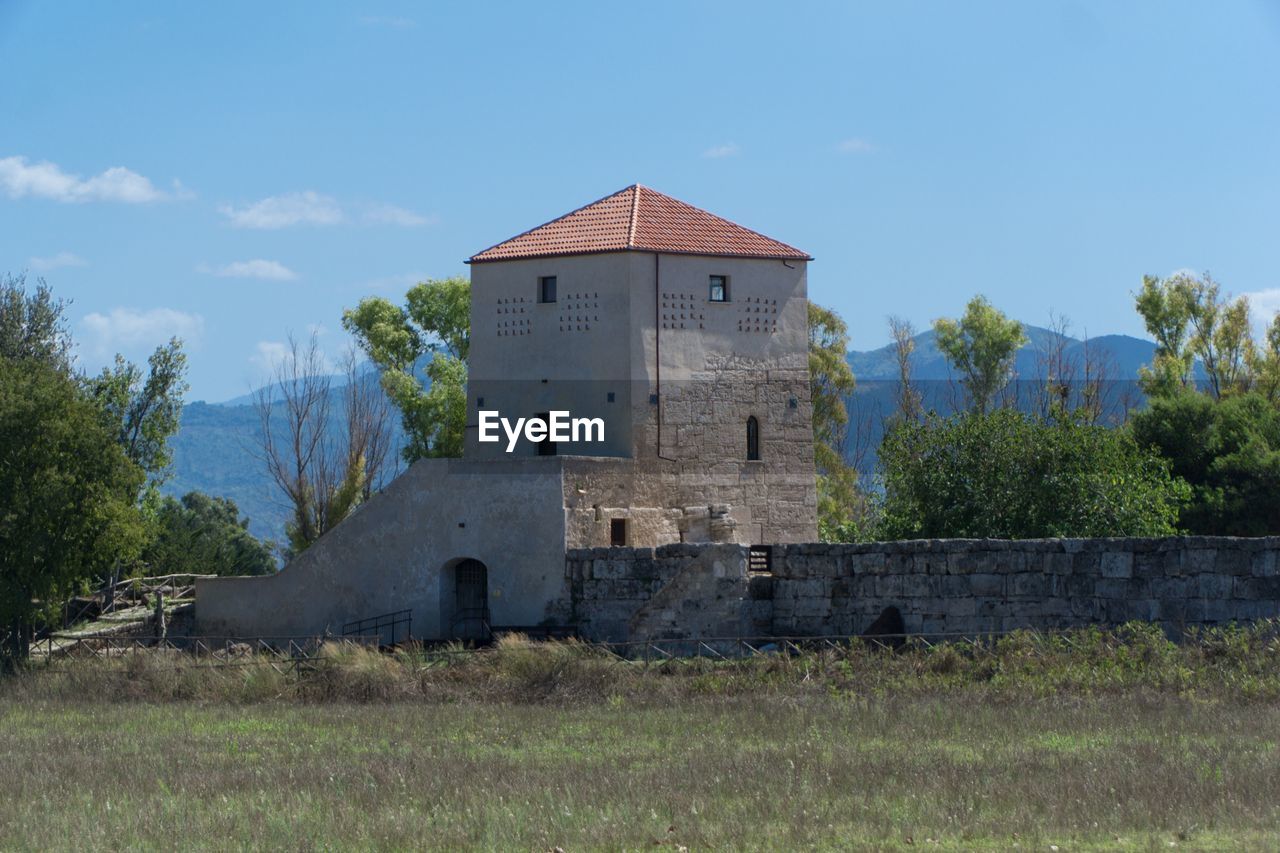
2;1;1278;402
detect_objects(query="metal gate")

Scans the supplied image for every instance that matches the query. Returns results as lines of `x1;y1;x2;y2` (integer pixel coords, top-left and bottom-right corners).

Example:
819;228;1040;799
453;559;490;641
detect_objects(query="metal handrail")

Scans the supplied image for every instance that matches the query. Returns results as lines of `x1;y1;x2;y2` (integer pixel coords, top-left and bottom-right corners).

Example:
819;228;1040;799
341;609;412;646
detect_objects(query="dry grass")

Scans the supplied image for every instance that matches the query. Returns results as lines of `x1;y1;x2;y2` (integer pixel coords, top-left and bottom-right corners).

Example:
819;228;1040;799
2;626;1280;850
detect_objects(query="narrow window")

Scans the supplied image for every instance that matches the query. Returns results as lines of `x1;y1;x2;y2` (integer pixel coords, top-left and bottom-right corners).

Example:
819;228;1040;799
746;415;760;461
610;518;627;546
709;274;728;302
535;411;556;456
538;275;557;303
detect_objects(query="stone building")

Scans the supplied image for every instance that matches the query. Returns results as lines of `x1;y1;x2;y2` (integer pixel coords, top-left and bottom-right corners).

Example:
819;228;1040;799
196;185;819;641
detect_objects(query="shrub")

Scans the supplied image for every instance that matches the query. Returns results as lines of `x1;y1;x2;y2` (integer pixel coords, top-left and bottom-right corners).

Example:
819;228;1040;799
877;409;1189;539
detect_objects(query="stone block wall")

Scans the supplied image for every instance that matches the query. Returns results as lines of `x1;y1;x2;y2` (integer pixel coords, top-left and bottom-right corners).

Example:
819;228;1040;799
563;544;755;642
563;537;1280;642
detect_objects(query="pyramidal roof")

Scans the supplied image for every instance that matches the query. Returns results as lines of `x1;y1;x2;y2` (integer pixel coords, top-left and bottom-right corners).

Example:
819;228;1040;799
468;184;811;263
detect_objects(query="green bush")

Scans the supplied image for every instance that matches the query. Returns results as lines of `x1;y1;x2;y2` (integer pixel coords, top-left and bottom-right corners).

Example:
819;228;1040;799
876;409;1189;539
1131;390;1280;535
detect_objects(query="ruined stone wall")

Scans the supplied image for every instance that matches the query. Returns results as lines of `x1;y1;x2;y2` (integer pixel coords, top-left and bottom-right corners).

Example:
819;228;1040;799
564;537;1280;642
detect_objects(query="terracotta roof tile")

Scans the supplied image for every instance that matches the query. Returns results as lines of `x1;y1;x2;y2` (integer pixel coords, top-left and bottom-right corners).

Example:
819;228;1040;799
468;184;811;263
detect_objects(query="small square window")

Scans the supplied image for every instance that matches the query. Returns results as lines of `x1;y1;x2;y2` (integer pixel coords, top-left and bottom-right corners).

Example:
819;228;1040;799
610;518;627;547
538;276;557;303
709;275;728;302
607;392;615;403
476;396;485;407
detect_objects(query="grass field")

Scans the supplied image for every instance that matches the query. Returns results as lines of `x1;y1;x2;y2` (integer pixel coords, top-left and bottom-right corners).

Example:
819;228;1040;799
3;626;1280;850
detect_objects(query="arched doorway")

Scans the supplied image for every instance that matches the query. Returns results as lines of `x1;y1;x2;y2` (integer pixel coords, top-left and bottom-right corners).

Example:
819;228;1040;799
451;558;490;641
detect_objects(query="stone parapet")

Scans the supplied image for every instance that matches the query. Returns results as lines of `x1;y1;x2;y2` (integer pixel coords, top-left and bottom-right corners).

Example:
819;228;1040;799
562;537;1280;642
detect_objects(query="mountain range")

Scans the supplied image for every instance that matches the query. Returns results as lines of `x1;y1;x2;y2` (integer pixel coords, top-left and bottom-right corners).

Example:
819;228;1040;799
163;325;1158;545
846;326;1156;381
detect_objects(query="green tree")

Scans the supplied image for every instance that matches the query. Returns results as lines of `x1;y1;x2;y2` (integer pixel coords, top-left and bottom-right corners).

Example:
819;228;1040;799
933;295;1028;414
878;409;1187;539
87;338;189;489
1252;315;1280;404
807;302;865;539
0;273;74;373
0;359;146;667
343;276;469;461
1134;273;1195;396
1130;391;1280;535
1135;271;1255;399
143;492;276;577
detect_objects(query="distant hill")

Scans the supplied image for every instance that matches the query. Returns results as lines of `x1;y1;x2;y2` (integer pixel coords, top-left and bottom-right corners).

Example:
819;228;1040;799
164;372;407;545
847;325;1156;381
163;402;284;543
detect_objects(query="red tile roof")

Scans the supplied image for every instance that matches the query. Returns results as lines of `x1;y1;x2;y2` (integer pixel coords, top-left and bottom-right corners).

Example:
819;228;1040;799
468;184;811;263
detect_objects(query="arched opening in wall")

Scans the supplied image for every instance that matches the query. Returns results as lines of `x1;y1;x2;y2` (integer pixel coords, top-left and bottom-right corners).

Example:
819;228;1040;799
746;416;760;461
449;558;490;641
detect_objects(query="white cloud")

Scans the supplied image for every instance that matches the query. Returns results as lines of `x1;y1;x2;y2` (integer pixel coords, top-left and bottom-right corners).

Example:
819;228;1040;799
0;156;171;203
219;191;344;229
702;143;740;159
1243;288;1280;338
202;259;298;281
80;307;204;358
250;340;291;375
28;251;87;272
837;138;875;153
220;189;435;229
220;191;435;230
250;337;337;379
360;203;436;227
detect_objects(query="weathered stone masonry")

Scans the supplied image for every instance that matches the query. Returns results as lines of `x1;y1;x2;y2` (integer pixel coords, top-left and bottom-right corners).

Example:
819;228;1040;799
563;537;1280;642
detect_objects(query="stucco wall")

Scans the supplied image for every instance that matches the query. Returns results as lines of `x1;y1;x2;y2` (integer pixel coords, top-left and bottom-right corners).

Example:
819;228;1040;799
565;537;1280;642
465;250;818;545
467;253;636;459
196;458;573;640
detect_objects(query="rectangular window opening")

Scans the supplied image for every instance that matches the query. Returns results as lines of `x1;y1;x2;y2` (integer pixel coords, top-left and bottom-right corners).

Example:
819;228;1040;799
538;275;557;303
709;274;728;302
749;545;773;574
610;518;627;547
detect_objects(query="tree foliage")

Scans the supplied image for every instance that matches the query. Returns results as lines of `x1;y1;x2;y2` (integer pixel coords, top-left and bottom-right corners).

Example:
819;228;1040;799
1134;271;1257;399
0;273;74;373
1131;272;1280;534
143;492;276;577
1131;391;1280;536
933;295;1028;414
343;276;469;462
1136;268;1254;399
0;359;146;666
877;409;1188;540
86;338;188;488
808;303;865;538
